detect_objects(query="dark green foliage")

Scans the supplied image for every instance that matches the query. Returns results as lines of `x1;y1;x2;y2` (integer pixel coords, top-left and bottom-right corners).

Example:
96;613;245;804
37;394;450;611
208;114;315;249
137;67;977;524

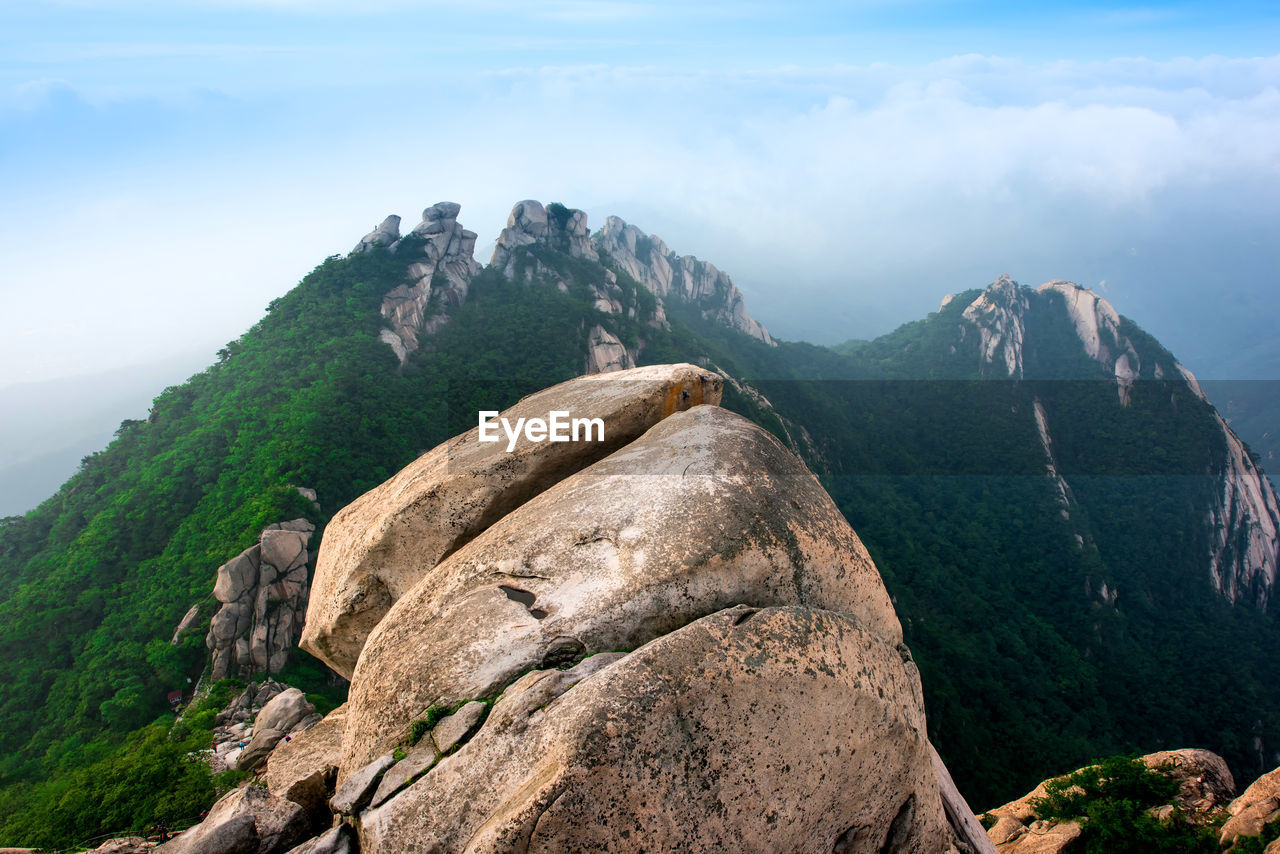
1029;755;1218;853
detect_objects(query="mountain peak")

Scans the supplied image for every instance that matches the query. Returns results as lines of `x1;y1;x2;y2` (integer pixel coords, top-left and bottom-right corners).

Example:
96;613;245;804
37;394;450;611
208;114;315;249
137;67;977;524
961;274;1030;377
490;200;598;272
595;214;774;346
357;201;481;363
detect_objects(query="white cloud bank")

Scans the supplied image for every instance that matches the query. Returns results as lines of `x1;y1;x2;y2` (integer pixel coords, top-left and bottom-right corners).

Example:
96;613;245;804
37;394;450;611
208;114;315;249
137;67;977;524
2;53;1278;385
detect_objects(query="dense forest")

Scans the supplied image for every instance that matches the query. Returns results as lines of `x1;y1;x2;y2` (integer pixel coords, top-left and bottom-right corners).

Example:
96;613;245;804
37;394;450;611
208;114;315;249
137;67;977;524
0;227;1277;846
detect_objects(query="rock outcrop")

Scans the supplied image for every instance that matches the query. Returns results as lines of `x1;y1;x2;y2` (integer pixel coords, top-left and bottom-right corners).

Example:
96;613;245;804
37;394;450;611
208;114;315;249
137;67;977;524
1221;765;1280;850
366;202;481;364
595;214;774;345
959;278;1141;402
962;274;1029;378
490;200;598;276
206;520;314;681
300;363;722;678
984;749;1236;853
279;366;979;850
584;323;634;374
351;215;401;254
341;403;901;773
1037;281;1142;404
156;784;310;854
359;606;951;853
1208;408;1280;611
263;703;348;820
235;687;318;772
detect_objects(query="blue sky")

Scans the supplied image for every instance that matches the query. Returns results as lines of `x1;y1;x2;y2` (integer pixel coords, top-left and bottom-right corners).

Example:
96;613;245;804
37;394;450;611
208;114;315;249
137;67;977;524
2;0;1279;385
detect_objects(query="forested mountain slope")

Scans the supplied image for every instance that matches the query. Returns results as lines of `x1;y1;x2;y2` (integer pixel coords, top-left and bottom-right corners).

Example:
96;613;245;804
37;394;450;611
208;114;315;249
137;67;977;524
0;199;1276;844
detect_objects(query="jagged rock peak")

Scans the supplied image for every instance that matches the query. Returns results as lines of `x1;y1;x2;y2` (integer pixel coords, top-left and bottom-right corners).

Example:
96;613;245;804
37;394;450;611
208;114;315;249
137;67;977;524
962;274;1029;378
1038;280;1142;402
370;201;481;365
353;215;401;254
595;214;774;346
490;199;598;273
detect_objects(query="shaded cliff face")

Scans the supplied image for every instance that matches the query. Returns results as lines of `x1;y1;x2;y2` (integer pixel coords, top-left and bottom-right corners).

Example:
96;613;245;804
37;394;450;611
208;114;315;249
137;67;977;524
943;275;1280;613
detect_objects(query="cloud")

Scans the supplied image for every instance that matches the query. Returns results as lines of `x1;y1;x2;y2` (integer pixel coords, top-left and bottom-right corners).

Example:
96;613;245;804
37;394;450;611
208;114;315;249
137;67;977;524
2;53;1278;382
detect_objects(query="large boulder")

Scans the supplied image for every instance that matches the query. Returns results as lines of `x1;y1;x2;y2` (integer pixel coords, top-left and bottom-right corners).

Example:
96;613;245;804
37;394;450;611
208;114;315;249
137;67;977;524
359;606;952;853
262;704;347;817
339;404;900;773
301;363;722;678
235;689;316;772
156;785;309;854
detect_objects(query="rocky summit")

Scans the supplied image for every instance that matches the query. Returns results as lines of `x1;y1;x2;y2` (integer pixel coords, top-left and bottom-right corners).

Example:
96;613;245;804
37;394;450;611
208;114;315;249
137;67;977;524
166;366;990;853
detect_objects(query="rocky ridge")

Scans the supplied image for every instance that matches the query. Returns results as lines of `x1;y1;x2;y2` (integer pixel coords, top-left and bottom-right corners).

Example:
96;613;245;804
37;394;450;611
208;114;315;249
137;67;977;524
595;214;774;345
353;203;481;363
955;275;1280;612
352;200;774;375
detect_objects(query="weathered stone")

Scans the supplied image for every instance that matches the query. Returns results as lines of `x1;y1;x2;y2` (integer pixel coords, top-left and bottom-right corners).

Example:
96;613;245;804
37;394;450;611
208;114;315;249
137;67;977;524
214;551;260;604
1142;749;1236;819
341;403;899;773
156;785;308;854
990;819;1082;854
235;689;315;772
282;825;354;854
376;202;480;363
330;753;395;816
263;704;347;817
352;215;401;254
584;324;634;374
236;728;287;772
301;363;723;678
255;688;315;734
594;214;772;345
359;606;951;853
207;522;314;681
369;738;439;809
430;701;486;754
1222;765;1280;847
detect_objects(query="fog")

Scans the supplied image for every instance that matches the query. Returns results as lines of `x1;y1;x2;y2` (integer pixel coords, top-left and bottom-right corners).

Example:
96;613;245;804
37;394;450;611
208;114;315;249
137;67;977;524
3;7;1278;390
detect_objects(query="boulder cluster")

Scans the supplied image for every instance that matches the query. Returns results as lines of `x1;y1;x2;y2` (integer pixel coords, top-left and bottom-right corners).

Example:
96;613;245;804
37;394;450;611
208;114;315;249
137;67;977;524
159;363;994;852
